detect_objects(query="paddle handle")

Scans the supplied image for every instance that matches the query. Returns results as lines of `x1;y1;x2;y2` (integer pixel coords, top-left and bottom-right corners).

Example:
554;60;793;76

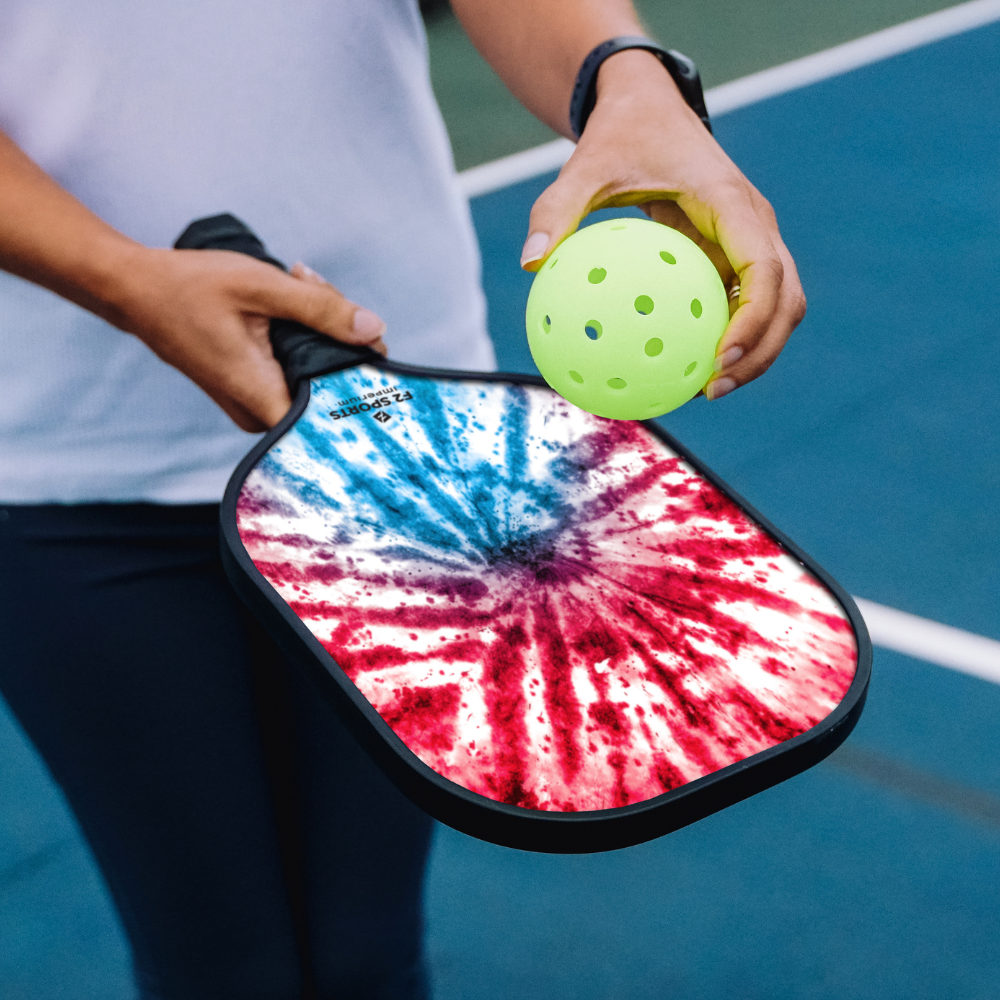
174;214;379;387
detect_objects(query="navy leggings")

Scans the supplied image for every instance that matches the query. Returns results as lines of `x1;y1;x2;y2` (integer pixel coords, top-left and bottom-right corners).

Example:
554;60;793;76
0;503;434;999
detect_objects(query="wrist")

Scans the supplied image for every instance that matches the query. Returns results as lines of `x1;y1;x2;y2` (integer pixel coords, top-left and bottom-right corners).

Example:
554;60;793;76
71;237;162;332
570;39;712;139
594;49;690;118
20;222;152;331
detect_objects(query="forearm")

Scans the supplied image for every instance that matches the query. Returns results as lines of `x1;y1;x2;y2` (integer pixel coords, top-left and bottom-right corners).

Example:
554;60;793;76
0;130;142;326
0;130;386;431
450;0;658;138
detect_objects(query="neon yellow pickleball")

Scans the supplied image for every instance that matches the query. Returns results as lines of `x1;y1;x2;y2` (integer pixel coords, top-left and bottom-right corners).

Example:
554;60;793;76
525;218;729;420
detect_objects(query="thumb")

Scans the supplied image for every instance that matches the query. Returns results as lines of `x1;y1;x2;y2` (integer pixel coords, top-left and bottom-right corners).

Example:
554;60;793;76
254;264;387;347
520;163;593;272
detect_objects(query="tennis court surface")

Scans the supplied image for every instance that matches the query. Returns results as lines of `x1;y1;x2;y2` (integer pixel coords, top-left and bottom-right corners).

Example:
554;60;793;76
2;4;999;997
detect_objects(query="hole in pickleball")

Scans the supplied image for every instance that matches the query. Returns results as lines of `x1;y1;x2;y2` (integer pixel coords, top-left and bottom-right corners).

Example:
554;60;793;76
659;251;676;265
584;320;602;340
541;315;551;333
607;378;627;389
684;361;698;377
568;370;584;383
644;338;663;357
634;295;654;315
610;224;627;230
690;298;703;318
588;267;607;284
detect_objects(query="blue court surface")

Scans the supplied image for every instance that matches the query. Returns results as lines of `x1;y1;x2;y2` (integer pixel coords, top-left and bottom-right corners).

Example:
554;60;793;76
2;18;998;1000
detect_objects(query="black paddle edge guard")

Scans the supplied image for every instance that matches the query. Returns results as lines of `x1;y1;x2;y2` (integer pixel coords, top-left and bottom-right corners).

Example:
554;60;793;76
174;214;382;389
220;362;872;854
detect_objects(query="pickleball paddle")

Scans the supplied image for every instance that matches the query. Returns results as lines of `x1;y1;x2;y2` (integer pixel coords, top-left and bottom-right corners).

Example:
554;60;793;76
175;214;870;853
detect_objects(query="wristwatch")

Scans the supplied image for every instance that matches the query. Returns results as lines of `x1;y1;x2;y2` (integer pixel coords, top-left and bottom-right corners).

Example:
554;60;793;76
569;36;712;139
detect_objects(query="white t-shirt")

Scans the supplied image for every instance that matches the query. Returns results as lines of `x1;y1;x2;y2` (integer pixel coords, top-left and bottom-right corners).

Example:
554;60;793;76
0;0;495;503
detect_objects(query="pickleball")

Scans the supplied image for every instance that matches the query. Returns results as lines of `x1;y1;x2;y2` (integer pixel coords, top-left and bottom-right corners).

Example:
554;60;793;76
526;218;729;420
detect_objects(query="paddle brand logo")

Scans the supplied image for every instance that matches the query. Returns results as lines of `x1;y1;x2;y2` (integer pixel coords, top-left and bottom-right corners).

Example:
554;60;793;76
329;385;413;423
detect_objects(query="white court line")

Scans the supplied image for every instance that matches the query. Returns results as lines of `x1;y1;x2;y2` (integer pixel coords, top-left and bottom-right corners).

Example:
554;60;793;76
854;598;1000;685
706;0;1000;115
457;0;1000;198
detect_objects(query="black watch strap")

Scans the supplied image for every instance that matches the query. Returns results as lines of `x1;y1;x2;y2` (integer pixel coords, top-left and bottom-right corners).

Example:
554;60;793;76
569;36;712;139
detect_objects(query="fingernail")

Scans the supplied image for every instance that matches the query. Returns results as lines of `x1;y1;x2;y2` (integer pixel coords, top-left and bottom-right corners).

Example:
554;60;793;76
520;232;549;267
352;307;386;339
298;263;320;279
706;377;737;401
713;346;743;372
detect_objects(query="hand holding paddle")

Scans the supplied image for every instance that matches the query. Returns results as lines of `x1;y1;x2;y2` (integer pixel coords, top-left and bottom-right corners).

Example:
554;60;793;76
118;242;386;432
0;131;385;434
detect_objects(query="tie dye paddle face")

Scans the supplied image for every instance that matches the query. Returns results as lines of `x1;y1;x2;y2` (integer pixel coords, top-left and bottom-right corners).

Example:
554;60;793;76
181;215;870;852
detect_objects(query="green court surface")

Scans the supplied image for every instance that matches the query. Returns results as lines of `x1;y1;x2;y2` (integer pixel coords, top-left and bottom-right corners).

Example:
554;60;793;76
426;0;958;169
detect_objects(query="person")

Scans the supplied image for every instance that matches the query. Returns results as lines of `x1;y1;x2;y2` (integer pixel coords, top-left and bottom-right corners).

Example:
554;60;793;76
0;1;805;996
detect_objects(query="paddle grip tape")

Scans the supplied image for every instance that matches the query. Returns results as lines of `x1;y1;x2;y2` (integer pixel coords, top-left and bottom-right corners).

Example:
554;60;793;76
174;214;379;389
569;36;712;139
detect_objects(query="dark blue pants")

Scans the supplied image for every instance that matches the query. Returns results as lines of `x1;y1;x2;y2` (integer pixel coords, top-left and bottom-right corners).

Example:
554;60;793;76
0;503;434;999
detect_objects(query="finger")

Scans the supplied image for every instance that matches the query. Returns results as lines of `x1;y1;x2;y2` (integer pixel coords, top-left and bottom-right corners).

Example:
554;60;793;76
186;337;291;432
521;153;692;271
249;264;387;346
520;156;600;270
288;261;388;350
194;314;293;430
706;239;806;400
290;261;328;286
646;194;779;379
684;188;784;368
706;313;794;402
227;387;291;431
218;398;272;434
247;379;294;429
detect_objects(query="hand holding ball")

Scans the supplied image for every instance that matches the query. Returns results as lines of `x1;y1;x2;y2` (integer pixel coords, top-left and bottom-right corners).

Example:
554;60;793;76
525;219;729;420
